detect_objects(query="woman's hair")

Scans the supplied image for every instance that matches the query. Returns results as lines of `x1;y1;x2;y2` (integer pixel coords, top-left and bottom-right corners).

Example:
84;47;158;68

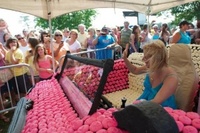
142;24;148;30
143;40;168;72
33;44;47;64
28;37;39;49
3;33;9;42
88;27;96;37
6;36;20;49
54;30;63;40
70;29;79;38
132;25;140;42
40;31;49;43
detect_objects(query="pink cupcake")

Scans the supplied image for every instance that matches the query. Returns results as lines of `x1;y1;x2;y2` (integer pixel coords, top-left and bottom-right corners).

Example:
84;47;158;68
186;112;200;120
173;109;186;116
176;121;184;132
178;116;192;125
89;121;103;132
192;118;200;129
182;126;198;133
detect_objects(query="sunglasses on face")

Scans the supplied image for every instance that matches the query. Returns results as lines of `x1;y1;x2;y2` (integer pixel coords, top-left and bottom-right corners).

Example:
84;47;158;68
18;37;24;40
55;34;62;37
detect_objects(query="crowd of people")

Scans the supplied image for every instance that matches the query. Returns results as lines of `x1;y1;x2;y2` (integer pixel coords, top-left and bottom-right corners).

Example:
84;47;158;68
0;17;200;129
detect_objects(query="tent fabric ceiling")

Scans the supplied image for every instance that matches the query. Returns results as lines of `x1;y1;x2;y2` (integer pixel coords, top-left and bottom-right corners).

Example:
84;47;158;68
0;0;197;19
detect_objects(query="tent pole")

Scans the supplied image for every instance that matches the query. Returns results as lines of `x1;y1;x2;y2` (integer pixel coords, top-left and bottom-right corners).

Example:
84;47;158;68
47;0;55;73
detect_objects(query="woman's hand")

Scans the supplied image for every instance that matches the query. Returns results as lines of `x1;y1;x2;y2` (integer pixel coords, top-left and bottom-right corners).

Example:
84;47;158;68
122;44;129;59
46;69;53;74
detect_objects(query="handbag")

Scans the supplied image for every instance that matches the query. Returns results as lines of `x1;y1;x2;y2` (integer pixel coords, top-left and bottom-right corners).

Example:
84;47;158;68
0;60;13;83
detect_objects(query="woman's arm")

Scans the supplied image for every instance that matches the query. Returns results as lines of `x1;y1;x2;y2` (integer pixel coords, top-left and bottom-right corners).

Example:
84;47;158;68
151;73;178;104
171;32;180;43
54;42;63;57
123;45;147;75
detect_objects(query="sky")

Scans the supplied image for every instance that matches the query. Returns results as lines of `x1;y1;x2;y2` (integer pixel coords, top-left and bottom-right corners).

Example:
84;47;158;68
0;8;174;35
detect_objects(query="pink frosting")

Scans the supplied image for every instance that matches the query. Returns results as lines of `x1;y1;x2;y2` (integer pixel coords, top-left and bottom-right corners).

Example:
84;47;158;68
176;121;184;132
107;127;122;133
77;125;89;132
96;129;107;133
84;116;97;125
71;119;83;130
186;112;200;120
169;113;179;121
192;118;200;129
182;126;198;133
178;116;192;125
173;109;186;116
89;121;103;132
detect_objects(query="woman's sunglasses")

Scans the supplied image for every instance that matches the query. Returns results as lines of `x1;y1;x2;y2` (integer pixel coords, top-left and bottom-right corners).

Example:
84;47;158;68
18;37;24;40
55;34;62;37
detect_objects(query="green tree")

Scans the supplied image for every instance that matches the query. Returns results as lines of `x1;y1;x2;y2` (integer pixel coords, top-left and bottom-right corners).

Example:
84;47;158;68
35;9;97;32
169;1;200;25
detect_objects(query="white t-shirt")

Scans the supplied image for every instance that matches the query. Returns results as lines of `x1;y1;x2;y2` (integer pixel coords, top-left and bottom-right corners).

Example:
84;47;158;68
66;40;81;53
19;44;29;55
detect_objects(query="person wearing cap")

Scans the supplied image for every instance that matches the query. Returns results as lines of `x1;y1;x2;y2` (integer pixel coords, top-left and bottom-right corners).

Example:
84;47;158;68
171;20;191;44
92;27;115;59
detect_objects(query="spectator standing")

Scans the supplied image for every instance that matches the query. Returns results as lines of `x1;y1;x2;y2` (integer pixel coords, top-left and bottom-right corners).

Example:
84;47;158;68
63;28;70;42
77;24;88;49
159;23;171;45
84;27;96;58
2;32;11;46
194;20;200;44
5;37;31;97
25;37;39;80
40;31;51;55
152;25;160;40
92;27;115;59
171;20;191;44
15;34;29;55
0;19;10;44
140;24;152;52
53;30;69;62
120;21;132;52
66;29;81;53
34;44;58;81
129;25;141;53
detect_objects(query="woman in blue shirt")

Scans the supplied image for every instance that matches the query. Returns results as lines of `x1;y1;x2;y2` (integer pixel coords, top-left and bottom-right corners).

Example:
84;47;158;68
123;40;178;109
171;20;191;44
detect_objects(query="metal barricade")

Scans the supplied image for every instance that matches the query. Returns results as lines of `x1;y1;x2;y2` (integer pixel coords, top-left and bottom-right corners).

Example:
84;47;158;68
0;63;35;114
58;44;122;69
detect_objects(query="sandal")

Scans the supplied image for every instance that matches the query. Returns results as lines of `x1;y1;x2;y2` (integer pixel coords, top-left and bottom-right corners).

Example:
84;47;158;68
0;115;10;122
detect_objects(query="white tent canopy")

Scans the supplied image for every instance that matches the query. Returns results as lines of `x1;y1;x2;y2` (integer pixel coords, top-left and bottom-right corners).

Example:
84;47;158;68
0;0;197;19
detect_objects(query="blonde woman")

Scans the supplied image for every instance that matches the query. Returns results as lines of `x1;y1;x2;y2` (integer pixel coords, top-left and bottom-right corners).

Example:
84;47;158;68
66;29;81;54
53;30;69;62
123;40;178;109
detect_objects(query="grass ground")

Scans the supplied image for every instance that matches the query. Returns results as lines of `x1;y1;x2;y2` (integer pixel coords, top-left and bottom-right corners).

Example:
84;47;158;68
0;110;14;133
